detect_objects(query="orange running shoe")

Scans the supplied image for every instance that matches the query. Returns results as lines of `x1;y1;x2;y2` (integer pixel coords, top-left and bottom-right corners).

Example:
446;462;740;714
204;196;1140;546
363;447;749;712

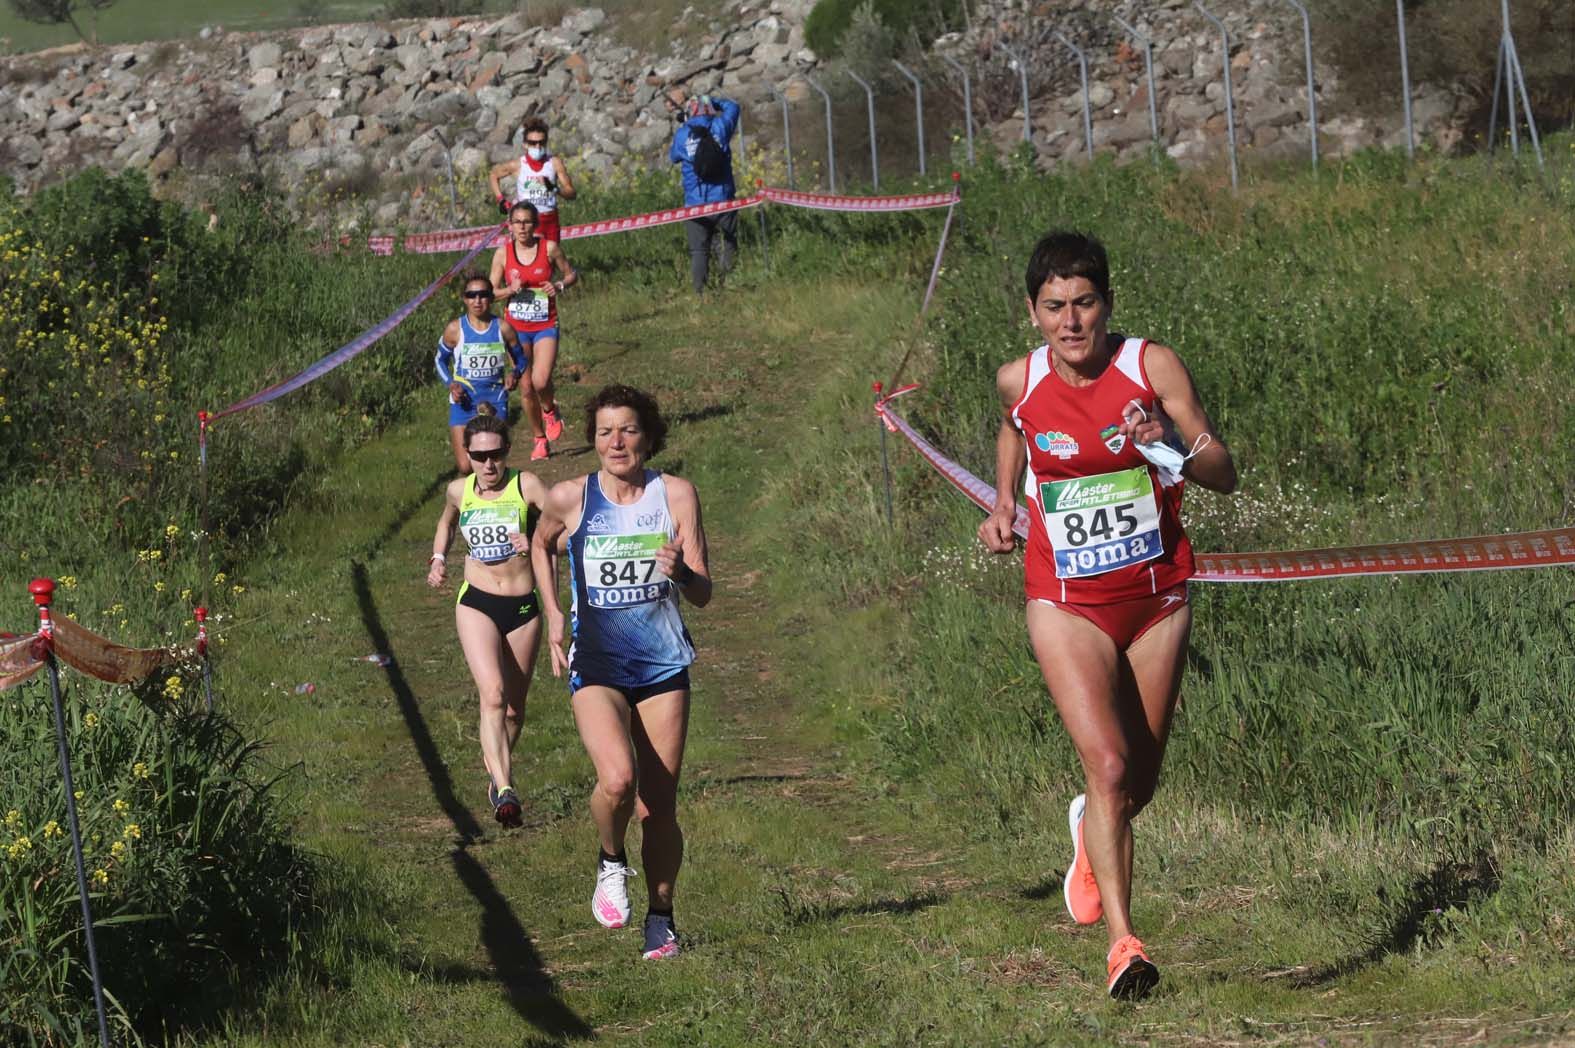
1106;934;1159;1000
1064;794;1103;925
531;436;550;461
541;406;564;441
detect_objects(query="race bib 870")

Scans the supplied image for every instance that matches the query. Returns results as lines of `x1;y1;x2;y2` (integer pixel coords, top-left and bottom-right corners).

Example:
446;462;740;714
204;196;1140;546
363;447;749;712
584;533;668;608
458;347;504;380
1039;466;1164;579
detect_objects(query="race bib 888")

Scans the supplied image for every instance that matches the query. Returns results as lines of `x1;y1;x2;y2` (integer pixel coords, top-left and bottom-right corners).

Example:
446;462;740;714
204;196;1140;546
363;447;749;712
1039;466;1164;579
460;506;519;564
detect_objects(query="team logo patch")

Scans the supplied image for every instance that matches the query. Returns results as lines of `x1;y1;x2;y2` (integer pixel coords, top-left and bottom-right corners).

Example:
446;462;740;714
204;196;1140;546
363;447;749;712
1033;430;1080;460
585;512;612;533
1100;424;1126;455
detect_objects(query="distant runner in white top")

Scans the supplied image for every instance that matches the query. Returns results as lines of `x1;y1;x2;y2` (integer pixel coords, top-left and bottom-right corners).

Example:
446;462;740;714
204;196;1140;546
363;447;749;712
489;117;577;243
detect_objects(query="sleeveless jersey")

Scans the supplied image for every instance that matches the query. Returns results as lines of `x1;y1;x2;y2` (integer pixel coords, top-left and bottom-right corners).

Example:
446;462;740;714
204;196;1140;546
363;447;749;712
566;470;695;689
503;238;556;332
454;315;508;403
458;471;539;565
1010;337;1192;604
514;152;558;214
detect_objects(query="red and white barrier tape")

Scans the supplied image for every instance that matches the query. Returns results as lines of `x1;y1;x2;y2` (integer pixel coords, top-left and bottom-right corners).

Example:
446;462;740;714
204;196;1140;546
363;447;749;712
366;185;958;256
760;186;960;212
873;391;1575;583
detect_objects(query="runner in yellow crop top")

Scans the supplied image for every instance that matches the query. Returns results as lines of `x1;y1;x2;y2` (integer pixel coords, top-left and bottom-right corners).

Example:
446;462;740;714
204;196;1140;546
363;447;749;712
426;411;549;828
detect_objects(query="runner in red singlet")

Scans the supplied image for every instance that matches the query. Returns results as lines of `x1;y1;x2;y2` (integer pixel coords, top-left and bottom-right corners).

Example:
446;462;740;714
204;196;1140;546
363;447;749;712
489;202;578;461
977;231;1237;1001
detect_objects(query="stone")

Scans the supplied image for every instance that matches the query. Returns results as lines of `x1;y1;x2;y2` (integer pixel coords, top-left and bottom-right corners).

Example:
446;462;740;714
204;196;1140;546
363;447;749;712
45;108;80;132
9;135;43;166
539;66;570;96
250;67;280;87
567;8;607;35
288;116;318;148
502;49;539;77
565;52;591;86
468;56;504;92
239;86;285;125
148;143;179;177
109;51;136;70
248;42;283;70
454;145;489;174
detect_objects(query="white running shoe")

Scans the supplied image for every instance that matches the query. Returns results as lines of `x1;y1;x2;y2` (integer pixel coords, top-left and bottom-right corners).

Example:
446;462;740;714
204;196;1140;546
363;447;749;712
591;859;637;929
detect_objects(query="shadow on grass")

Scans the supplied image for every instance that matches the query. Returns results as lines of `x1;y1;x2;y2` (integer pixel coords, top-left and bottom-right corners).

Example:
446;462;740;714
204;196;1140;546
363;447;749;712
351;561;594;1040
356;468;453;562
775;888;947;927
1283;854;1500;989
672;403;733;426
1019;875;1067;902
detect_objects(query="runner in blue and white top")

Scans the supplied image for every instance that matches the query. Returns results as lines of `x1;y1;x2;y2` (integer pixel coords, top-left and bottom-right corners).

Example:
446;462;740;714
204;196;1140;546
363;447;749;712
533;384;711;962
436;272;528;474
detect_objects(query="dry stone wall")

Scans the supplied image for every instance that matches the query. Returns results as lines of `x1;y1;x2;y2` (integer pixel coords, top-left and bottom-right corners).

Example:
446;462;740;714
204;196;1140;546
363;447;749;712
0;0;1465;227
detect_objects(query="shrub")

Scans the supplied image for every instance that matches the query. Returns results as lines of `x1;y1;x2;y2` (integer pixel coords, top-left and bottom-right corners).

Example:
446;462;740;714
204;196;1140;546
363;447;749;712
0;676;320;1040
804;0;965;59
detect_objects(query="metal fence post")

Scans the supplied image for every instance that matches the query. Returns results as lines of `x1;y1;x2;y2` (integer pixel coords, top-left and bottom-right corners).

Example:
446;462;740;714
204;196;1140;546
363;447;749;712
1395;0;1415;159
432;127;460;227
847;71;880;189
1000;43;1031;143
1112;16;1159;148
769;84;794;189
1194;2;1239;188
1053;31;1094;161
1280;0;1318;170
939;54;975;165
892;60;926;176
1500;0;1543;166
805;75;837;192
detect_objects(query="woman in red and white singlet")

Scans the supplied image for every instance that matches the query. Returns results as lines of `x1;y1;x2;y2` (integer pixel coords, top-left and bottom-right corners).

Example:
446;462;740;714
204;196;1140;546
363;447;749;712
489;202;578;462
488;117;576;242
979;232;1236;1002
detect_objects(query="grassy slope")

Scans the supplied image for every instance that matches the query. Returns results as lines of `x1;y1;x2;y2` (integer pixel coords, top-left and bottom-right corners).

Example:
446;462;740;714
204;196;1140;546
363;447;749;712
187;196;1575;1046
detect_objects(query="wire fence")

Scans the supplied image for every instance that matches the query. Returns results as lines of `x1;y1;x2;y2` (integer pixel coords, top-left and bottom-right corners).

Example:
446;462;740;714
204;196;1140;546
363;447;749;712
722;0;1561;192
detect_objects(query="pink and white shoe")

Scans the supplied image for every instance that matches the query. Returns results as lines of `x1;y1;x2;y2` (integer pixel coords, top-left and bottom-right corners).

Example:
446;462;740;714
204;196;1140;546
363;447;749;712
591;859;636;929
541;406;564;442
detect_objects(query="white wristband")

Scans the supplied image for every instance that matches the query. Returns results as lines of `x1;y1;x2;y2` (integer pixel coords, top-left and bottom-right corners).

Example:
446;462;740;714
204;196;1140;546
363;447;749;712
430;553;446;562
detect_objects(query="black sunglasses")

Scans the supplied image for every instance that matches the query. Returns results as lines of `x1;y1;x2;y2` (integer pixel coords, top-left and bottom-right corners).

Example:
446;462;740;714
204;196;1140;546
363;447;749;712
463;289;493;299
525;137;547;145
467;447;507;462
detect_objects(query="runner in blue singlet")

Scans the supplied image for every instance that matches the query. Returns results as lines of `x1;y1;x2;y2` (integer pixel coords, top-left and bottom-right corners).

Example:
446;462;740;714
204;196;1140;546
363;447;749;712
435;272;528;474
532;384;712;961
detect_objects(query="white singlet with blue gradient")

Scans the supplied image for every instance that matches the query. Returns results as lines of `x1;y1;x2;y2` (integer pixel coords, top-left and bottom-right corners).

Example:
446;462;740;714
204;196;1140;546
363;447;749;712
567;470;694;691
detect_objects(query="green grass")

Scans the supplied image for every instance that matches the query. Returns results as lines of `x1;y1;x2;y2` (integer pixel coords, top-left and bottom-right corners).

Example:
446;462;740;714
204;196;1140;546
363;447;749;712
6;142;1575;1041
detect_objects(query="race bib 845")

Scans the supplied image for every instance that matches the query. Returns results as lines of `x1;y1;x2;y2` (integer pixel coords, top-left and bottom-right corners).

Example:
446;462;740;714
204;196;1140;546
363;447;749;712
1039;467;1164;579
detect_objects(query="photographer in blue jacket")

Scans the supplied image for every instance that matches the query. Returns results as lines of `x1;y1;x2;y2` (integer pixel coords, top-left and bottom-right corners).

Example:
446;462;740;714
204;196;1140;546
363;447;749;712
669;93;741;294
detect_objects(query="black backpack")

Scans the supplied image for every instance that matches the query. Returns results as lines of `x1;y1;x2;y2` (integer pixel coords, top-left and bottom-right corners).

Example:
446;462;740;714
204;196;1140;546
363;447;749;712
691;128;729;183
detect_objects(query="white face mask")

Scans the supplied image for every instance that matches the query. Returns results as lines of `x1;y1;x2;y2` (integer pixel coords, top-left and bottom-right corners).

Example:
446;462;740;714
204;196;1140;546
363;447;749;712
526;145;546;162
1123;400;1211;487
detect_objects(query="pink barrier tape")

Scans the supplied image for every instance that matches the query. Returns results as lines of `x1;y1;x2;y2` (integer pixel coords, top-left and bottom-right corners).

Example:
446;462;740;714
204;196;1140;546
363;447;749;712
562;195;761;240
761;186;961;212
365;186;959;256
210;225;501;419
873;393;1575;583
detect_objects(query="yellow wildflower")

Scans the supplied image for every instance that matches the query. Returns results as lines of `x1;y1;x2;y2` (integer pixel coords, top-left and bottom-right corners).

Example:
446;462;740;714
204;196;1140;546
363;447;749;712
132;761;150;779
153;581;165;593
113;799;130;817
83;712;99;730
60;576;77;590
43;820;62;839
213;572;227;585
6;837;33;860
91;868;109;887
164;523;179;538
123;823;141;841
231;584;245;596
110;840;127;861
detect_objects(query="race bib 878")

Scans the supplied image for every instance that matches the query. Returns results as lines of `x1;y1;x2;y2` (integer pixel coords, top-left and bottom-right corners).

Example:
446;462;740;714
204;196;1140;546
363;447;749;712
508;291;550;324
584;533;669;608
1039;467;1164;579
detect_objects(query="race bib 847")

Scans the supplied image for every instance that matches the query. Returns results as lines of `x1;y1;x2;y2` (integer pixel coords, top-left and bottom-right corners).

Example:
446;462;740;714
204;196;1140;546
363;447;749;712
1039;467;1164;579
584;533;668;608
